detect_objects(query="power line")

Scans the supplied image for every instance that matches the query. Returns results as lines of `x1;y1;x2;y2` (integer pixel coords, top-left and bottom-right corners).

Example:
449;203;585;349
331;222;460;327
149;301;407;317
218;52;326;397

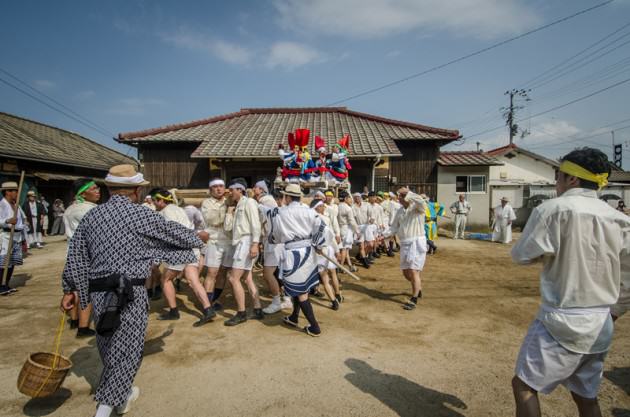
0;68;116;138
325;0;615;106
463;76;630;140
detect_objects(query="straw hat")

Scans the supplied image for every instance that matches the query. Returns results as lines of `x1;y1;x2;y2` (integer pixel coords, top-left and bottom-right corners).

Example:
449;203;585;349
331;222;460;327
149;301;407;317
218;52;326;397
501;196;509;202
104;164;149;187
281;183;303;197
0;181;18;191
26;190;36;197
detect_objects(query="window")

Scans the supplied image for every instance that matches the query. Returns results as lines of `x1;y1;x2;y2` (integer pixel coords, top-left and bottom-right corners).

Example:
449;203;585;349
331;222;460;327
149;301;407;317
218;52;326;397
456;175;486;193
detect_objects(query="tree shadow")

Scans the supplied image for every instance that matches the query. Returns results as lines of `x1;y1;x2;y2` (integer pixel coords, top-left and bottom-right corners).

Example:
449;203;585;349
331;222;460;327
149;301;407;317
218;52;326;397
342;281;407;306
22;388;72;416
344;358;467;417
68;338;100;394
144;325;175;356
604;367;630;395
612;409;630;417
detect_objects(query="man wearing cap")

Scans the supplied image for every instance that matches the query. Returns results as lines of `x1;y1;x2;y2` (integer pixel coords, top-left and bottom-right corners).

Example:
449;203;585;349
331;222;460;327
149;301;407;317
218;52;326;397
223;178;263;326
60;164;207;417
22;190;45;249
390;187;428;311
0;181;27;295
492;196;517;244
253;180;291;314
63;178;101;336
323;191;341;244
311;199;342;310
388;191;402;252
337;191;359;272
510;147;630;417
366;191;385;259
263;183;326;336
450;194;471;240
200;178;231;311
153;189;216;326
142;195;156;211
352;192;370;268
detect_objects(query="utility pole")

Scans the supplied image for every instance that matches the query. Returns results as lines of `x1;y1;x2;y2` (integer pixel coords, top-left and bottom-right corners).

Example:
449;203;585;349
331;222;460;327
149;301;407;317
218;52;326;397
502;89;531;145
476;141;481;152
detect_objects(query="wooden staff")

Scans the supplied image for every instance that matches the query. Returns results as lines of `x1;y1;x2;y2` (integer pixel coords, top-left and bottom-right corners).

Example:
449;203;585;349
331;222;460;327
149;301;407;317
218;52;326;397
2;171;25;282
315;246;361;281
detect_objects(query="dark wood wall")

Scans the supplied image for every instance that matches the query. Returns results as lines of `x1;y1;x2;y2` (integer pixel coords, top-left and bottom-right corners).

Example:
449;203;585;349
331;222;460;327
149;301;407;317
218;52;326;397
389;141;439;198
139;143;209;189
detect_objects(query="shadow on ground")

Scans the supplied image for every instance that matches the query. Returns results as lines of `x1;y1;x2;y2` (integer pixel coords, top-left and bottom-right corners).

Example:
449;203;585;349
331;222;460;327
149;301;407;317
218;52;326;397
22;388;72;416
605;367;630;395
344;358;467;417
342;281;407;305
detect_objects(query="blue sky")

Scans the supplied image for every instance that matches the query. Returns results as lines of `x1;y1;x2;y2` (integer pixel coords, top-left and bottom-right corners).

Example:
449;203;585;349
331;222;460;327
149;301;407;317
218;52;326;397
1;0;629;168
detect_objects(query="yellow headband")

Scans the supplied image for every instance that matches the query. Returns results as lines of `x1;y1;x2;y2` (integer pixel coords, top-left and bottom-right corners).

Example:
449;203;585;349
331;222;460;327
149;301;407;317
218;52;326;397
155;193;175;203
559;160;608;190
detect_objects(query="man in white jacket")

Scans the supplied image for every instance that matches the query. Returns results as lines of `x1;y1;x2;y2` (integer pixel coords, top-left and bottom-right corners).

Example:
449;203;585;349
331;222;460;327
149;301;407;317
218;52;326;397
389;187;427;311
511;147;629;417
492;197;516;244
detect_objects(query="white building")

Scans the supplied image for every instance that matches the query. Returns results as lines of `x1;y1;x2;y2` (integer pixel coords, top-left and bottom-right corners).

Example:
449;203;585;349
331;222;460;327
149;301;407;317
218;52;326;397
436;151;503;228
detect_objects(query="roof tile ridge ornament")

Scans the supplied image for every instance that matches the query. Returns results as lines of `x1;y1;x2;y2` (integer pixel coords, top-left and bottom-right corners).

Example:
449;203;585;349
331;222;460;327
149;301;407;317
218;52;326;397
117;109;250;141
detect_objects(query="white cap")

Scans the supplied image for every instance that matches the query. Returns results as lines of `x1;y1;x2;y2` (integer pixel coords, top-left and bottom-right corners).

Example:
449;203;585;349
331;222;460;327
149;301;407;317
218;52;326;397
254;180;269;194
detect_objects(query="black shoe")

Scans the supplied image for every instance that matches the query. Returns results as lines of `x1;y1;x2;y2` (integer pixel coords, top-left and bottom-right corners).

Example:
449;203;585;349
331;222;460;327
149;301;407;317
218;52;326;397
76;327;96;338
387;247;394;257
157;309;180;321
0;285;10;296
373;251;381;258
335;294;344;303
212;302;223;311
393;243;400;252
224;312;247;326
402;301;417;311
331;300;340;311
361;257;370;269
367;257;374;264
249;308;265;320
312;289;324;298
193;307;216;327
69;319;79;329
283;316;298;327
304;326;321;337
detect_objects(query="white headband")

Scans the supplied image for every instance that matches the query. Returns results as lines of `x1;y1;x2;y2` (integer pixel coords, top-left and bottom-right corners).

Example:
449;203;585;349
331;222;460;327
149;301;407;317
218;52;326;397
311;200;324;210
229;183;246;191
254;181;268;193
105;172;146;185
209;179;225;187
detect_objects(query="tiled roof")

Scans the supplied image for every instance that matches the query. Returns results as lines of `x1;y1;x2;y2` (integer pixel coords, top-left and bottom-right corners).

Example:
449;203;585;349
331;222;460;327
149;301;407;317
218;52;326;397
437;151;503;166
609;170;630;183
487;143;559;168
117;107;460;158
0;112;137;171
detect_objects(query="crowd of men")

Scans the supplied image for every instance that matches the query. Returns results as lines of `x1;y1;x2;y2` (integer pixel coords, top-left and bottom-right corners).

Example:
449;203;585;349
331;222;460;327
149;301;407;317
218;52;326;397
0;146;628;417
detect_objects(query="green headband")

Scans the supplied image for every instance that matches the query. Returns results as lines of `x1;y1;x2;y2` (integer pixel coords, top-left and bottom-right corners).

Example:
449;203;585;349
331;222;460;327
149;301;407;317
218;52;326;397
76;181;96;202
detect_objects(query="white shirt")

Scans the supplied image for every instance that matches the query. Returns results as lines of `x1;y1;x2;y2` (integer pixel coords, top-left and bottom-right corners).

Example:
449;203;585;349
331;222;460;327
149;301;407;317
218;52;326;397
390;192;426;242
512;188;630;353
225;196;261;244
338;202;359;233
268;201;324;246
29;201;38;218
184;205;205;231
493;204;516;224
352;202;369;225
0;198;26;241
200;197;231;245
450;200;471;215
388;200;402;225
64;201;97;239
367;202;385;226
160;204;193;230
324;202;340;237
257;194;278;243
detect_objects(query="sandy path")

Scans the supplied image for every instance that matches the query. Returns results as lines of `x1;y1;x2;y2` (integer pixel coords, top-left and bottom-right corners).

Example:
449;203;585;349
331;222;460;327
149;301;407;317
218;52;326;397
0;236;628;417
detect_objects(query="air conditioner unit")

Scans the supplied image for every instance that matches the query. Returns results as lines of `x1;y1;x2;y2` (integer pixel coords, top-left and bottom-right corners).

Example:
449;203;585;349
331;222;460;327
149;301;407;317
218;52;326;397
500;171;508;179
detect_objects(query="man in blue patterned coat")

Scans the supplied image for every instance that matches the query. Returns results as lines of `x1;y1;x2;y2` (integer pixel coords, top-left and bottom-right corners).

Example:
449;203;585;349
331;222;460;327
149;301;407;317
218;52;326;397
60;165;208;417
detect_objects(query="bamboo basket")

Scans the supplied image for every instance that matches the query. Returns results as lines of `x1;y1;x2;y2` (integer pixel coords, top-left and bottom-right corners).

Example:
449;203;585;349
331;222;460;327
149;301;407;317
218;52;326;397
17;313;72;398
17;352;72;398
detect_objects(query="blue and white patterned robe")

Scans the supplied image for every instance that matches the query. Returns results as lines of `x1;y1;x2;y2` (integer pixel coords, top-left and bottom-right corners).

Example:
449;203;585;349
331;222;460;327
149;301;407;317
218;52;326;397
62;194;203;407
265;201;325;296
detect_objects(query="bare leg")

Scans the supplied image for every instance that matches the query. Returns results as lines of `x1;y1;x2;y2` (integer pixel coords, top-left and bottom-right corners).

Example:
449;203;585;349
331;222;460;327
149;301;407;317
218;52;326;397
183;265;210;309
262;266;281;297
244;270;261;309
318;269;335;302
571;392;602;417
329;268;341;296
512;376;541;417
78;303;92;328
228;268;246;312
204;267;220;293
161;269;179;309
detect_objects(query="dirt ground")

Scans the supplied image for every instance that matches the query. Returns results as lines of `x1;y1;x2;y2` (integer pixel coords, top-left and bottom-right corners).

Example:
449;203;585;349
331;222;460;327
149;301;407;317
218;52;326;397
0;235;628;417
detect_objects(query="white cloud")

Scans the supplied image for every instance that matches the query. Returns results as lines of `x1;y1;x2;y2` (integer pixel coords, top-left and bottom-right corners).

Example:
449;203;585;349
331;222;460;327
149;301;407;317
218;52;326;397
265;41;323;70
108;98;166;116
273;0;540;39
471;119;582;152
160;30;252;65
34;79;56;90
